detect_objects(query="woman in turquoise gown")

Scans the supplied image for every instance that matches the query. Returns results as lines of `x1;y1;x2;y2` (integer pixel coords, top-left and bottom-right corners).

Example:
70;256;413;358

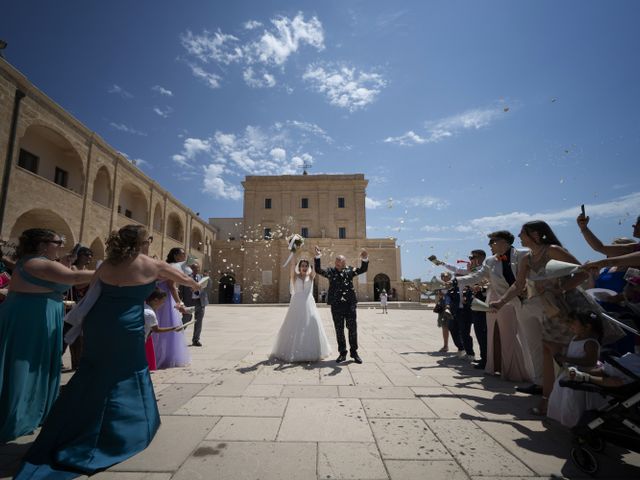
14;225;200;479
0;229;94;443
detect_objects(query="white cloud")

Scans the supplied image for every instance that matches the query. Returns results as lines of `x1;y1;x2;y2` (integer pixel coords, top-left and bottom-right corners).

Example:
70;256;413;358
303;63;387;111
188;64;223;89
244;20;263;30
151;85;173;96
108;84;133;98
251;13;324;65
181;29;243;64
173;121;328;199
404;196;450;210
270;147;286;161
283;120;333;143
384;130;426;146
243;67;276;88
203;164;242;200
153;106;173;118
384;106;506;146
366;197;383;209
109;122;146;136
182;13;324;88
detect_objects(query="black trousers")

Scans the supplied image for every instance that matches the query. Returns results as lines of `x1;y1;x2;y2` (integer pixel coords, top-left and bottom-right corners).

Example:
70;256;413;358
472;311;487;364
447;311;464;351
458;309;475;356
331;304;358;355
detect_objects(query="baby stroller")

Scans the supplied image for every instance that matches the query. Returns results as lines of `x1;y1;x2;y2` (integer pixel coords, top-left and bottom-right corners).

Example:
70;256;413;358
559;352;640;475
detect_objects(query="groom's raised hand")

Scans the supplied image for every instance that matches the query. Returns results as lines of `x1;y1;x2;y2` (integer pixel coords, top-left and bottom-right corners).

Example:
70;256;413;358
315;246;322;256
360;250;368;260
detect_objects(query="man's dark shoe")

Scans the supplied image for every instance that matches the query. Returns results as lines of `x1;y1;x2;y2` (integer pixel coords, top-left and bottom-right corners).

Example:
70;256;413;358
350;354;363;364
473;362;486;370
192;340;202;347
515;384;542;395
336;354;347;363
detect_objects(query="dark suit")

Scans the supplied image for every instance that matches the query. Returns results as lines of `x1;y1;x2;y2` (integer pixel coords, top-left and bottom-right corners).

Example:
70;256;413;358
315;256;369;356
179;273;208;344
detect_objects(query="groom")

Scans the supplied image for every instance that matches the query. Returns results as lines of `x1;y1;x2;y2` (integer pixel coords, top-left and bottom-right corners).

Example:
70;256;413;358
315;247;369;364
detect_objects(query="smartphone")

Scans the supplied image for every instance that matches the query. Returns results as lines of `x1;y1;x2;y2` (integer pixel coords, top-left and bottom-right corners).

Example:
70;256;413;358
580;204;585;216
428;255;437;262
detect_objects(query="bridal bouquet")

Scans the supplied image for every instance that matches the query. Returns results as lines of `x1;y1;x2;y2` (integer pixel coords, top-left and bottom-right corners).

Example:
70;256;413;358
283;234;305;267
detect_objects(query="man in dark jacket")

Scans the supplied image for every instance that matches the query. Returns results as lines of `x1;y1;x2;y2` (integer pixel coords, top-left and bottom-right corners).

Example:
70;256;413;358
314;247;369;364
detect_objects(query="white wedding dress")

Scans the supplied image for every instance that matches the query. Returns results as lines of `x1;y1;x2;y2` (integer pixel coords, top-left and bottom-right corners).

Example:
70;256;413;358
271;275;332;362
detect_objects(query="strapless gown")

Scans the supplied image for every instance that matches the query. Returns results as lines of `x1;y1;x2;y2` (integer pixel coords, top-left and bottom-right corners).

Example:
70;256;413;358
15;281;160;479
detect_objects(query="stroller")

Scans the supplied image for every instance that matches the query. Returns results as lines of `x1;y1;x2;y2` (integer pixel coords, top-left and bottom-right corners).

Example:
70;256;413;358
559;352;640;475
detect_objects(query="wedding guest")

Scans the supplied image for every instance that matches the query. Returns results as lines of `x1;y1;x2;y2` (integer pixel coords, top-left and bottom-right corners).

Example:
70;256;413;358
454;234;531;382
144;288;183;371
153;248;191;368
13;225;199;478
64;247;94;370
379;289;388;314
179;262;208;346
0;229;94;442
490;221;592;415
440;272;465;357
471;284;488;370
434;290;450;352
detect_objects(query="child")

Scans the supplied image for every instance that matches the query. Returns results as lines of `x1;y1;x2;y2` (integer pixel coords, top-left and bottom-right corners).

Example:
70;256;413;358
547;312;603;427
144;288;183;371
434;280;451;353
380;290;388;314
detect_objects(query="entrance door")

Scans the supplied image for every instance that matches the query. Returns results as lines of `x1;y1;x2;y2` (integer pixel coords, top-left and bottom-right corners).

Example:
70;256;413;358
373;273;391;301
218;274;235;304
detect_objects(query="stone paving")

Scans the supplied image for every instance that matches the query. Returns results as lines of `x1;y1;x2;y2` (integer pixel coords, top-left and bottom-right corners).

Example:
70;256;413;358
2;305;640;479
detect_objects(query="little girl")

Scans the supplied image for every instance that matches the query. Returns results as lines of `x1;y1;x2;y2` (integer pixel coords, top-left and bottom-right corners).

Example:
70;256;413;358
547;311;603;427
144;289;183;371
380;290;388;314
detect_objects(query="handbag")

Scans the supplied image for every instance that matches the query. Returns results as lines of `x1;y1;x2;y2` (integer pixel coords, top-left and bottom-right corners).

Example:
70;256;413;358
433;302;444;314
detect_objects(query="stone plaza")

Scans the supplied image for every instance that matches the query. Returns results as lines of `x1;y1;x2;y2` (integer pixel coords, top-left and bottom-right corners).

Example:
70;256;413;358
2;305;639;479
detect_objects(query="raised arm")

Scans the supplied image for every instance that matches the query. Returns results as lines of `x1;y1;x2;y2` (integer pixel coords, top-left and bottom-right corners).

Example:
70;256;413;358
155;260;200;291
314;246;329;278
582;250;640;271
453;263;489;288
24;258;94;286
290;254;297;283
353;250;369;276
578;214;638;257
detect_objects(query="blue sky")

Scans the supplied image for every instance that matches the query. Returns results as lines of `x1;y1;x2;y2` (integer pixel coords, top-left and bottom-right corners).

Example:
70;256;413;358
3;0;639;280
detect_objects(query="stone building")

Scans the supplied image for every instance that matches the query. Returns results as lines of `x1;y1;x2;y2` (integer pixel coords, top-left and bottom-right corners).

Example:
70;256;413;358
0;59;215;266
209;174;405;303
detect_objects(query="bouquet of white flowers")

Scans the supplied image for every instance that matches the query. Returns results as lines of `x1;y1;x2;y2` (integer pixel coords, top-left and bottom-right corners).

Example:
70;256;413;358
283;234;305;267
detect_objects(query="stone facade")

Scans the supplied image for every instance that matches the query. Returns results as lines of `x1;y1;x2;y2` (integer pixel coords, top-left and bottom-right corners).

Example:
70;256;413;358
209;175;405;303
0;59;215;267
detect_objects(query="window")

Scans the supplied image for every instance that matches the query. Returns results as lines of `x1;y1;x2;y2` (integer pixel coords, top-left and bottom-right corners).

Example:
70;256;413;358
18;149;39;173
339;227;346;239
264;198;272;209
124;209;133;218
54;167;68;188
338;197;345;208
263;228;272;239
301;227;309;238
301;198;309;209
117;205;122;214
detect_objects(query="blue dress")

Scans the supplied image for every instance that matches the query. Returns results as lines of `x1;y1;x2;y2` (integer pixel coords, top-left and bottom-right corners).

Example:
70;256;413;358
0;256;70;443
14;281;160;479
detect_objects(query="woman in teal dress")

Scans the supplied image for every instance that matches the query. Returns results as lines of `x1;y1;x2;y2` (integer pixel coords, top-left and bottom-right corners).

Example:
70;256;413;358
14;225;200;479
0;229;94;443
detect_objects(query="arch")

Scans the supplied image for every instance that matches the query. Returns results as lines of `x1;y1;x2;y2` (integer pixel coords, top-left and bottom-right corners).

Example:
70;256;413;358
167;212;184;242
373;273;391;301
92;166;112;207
153;203;163;232
118;182;148;224
9;209;75;247
88;237;105;269
191;226;204;251
218;274;235;304
17;124;85;194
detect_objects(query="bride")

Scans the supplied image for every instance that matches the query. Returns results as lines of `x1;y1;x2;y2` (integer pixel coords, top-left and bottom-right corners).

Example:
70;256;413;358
270;257;332;362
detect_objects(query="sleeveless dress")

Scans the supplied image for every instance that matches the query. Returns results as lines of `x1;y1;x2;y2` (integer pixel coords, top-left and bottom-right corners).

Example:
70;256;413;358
0;256;70;443
547;337;600;427
152;280;191;369
14;281;160;479
271;276;332;362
